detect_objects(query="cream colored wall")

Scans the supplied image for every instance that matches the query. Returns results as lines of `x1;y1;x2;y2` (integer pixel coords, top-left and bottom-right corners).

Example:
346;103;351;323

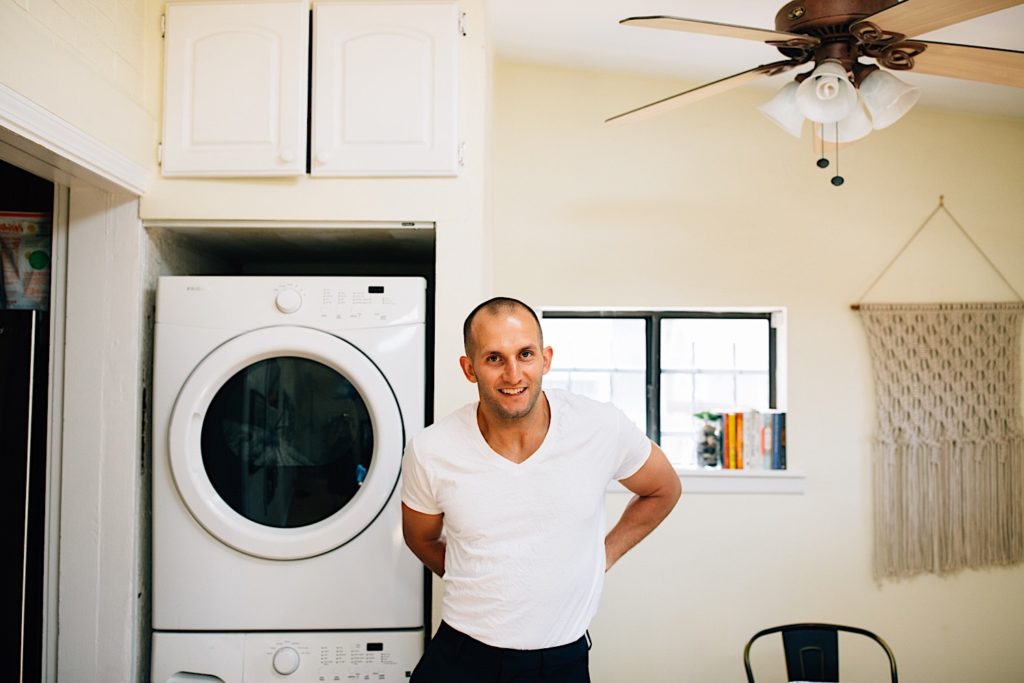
0;0;155;167
493;61;1024;683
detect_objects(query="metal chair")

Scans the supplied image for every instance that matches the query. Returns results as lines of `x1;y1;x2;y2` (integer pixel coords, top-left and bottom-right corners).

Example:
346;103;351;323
743;623;898;682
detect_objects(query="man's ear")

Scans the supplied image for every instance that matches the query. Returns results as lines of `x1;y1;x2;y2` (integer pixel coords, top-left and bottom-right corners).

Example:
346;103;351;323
459;356;477;383
541;346;553;375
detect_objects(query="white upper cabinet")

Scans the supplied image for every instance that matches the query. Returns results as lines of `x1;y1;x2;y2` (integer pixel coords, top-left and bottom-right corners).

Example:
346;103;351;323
162;1;309;176
311;1;459;177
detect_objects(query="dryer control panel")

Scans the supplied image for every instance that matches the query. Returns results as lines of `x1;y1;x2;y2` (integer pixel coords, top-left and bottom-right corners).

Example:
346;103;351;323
157;276;426;331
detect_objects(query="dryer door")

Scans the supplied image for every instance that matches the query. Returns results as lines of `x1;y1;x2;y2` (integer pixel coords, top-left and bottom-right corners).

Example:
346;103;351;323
168;326;403;560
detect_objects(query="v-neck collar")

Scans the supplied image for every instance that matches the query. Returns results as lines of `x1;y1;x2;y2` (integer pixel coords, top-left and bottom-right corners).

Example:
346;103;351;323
471;390;558;469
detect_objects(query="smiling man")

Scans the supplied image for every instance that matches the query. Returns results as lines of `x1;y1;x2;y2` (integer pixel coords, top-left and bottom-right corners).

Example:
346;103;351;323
401;297;681;682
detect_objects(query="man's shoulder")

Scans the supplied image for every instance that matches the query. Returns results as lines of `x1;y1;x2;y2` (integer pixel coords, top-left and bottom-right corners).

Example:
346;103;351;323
410;400;476;449
549;387;617;418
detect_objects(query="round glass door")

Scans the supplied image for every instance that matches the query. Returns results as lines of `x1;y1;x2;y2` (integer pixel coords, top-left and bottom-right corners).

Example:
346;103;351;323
201;356;373;529
169;326;403;560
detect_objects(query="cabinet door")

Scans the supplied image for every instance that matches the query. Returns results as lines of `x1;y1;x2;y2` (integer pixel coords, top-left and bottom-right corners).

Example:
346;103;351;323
312;1;459;177
162;1;309;176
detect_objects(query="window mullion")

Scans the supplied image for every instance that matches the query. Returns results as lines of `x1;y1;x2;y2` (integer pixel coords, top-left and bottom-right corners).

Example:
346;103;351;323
648;314;660;444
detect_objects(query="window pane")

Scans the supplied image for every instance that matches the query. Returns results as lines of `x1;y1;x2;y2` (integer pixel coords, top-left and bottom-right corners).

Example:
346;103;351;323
660;433;697;470
661;318;769;370
660;372;694;433
736;373;770;411
544;317;647;433
693;373;735;407
544;318;646;370
660;317;771;468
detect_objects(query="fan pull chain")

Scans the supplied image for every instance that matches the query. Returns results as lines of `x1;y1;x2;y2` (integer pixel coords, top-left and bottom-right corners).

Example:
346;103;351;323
831;123;844;186
815;123;829;169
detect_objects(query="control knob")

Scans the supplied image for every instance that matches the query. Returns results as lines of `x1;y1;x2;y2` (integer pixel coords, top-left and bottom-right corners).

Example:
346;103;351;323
272;646;300;675
275;288;303;314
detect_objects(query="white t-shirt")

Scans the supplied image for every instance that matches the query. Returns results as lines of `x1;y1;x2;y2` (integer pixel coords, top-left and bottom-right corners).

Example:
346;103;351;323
401;388;652;649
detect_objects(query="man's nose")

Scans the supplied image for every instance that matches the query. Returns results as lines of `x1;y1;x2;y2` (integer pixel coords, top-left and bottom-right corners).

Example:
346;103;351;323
502;358;522;382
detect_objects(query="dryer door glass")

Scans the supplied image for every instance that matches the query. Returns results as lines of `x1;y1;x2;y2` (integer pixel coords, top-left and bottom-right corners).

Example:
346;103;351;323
201;356;373;528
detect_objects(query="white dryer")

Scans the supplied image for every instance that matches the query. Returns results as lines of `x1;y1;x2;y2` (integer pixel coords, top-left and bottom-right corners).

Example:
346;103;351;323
151;276;426;683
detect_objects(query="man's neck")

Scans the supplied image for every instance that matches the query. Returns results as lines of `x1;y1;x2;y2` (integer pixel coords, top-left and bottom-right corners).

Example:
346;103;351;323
477;392;551;464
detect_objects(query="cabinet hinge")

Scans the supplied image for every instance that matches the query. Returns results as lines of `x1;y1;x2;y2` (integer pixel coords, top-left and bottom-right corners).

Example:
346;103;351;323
459;11;466;37
157;143;163;165
160;14;166;38
458;141;465;167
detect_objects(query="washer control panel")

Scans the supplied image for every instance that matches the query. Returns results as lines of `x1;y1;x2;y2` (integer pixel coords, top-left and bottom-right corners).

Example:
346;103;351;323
245;631;422;681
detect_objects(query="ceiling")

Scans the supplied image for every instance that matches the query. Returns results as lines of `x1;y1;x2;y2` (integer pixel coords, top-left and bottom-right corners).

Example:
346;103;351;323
488;0;1024;118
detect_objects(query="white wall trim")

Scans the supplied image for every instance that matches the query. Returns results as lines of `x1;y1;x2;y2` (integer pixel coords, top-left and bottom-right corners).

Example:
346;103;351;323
609;468;806;495
0;82;150;196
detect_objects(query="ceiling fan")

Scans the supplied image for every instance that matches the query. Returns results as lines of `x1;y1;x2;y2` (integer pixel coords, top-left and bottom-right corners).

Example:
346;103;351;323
606;0;1024;185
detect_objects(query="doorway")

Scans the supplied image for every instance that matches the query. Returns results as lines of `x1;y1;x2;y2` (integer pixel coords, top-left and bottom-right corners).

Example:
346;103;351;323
0;158;54;682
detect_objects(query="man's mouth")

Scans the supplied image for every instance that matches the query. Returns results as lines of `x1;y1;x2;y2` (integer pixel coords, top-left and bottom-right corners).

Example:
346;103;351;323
499;387;527;396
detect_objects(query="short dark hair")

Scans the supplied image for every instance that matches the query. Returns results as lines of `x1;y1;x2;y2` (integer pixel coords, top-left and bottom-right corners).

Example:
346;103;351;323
463;297;543;355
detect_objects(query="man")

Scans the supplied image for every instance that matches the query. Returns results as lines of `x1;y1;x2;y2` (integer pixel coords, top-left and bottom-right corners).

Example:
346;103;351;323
401;297;681;681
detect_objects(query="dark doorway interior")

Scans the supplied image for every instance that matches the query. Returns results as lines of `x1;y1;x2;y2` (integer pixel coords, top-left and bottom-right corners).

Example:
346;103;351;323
1;158;54;682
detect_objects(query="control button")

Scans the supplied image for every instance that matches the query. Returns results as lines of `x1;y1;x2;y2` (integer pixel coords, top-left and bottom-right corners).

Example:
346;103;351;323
272;646;301;675
275;288;303;314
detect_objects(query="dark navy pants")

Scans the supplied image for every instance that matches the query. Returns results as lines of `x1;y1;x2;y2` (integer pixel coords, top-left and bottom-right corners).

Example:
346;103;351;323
410;621;591;682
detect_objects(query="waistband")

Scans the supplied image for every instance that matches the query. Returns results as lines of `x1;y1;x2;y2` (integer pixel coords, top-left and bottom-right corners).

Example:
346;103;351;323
437;621;592;656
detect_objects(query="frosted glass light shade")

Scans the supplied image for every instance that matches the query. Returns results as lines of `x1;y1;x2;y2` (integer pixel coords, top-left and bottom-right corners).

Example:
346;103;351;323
757;81;804;137
816;98;872;143
860;68;921;129
796;60;858;124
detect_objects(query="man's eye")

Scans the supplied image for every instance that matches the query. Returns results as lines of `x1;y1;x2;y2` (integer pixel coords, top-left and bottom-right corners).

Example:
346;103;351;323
487;355;499;362
521;350;534;358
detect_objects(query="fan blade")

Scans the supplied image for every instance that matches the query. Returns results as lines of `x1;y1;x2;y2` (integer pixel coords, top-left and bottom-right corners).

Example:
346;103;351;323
911;40;1024;86
622;15;820;48
605;61;799;125
853;0;1023;39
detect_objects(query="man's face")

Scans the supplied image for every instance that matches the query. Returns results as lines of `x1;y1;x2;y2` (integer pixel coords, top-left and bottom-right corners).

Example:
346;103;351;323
460;308;552;422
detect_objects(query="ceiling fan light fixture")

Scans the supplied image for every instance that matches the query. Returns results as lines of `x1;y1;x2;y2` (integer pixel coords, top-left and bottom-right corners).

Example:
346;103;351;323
758;81;804;138
859;68;921;129
795;60;858;124
816;97;873;143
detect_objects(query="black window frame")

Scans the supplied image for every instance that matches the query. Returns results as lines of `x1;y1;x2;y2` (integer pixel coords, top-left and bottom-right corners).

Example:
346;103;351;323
541;310;778;445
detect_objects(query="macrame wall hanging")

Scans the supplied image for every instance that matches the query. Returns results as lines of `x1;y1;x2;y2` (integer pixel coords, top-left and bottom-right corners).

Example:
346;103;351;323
852;197;1024;580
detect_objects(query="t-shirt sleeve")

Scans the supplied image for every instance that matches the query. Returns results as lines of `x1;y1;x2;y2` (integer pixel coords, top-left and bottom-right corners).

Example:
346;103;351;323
400;440;442;515
611;406;654;481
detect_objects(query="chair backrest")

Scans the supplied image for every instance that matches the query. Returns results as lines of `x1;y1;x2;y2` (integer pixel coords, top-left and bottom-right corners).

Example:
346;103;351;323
743;622;898;683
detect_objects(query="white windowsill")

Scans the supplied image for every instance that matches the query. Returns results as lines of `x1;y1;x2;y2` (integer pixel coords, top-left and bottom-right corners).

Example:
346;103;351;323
608;468;805;494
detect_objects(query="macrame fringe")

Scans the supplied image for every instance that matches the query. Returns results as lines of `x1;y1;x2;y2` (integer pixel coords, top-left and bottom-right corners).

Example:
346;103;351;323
861;304;1024;580
873;437;1024;579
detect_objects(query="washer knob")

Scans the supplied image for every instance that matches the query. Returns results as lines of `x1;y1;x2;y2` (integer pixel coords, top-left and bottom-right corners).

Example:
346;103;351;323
272;646;301;675
275;288;302;314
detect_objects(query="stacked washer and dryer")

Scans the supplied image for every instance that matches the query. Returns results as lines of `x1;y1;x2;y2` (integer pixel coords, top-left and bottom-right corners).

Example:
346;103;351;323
151;276;427;682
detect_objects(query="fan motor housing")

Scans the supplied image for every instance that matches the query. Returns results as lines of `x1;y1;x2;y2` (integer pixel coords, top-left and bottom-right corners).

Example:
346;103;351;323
776;0;892;34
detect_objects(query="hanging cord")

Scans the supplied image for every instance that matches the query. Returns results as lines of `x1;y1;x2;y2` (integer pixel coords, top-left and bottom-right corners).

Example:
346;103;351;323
831;123;844;186
851;195;1024;309
815;123;829;169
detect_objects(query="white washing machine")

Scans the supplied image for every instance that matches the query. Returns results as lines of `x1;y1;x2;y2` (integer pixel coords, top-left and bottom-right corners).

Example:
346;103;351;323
151;276;426;683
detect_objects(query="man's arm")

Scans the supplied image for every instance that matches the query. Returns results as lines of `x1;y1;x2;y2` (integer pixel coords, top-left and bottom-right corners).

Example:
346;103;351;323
401;503;446;577
605;443;681;571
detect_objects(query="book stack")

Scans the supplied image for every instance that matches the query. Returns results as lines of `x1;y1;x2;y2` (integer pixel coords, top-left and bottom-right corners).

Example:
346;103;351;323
710;410;786;470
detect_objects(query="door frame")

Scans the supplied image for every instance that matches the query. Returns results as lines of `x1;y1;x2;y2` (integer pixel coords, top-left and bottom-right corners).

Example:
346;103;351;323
2;83;151;683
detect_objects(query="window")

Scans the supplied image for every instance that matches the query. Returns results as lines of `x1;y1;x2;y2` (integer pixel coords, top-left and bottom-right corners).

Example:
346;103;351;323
542;310;782;469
